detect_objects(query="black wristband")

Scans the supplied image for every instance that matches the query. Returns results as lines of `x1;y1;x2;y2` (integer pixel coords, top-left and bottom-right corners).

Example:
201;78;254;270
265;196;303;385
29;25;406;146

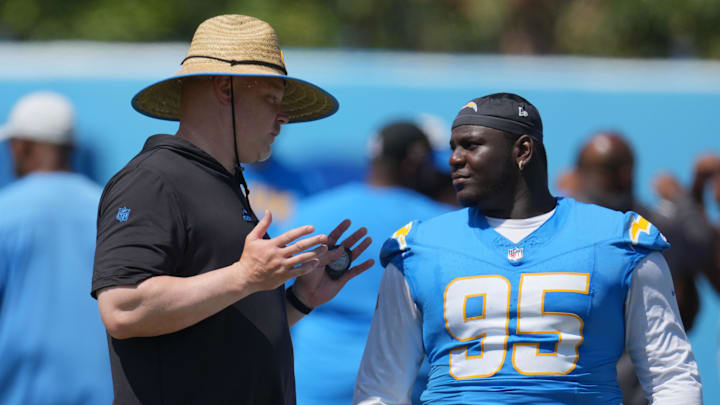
286;286;313;315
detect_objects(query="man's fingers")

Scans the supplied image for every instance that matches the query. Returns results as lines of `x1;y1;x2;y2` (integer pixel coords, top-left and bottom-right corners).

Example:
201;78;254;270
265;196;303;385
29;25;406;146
341;227;369;250
249;210;272;239
349;236;372;261
351;259;375;273
327;219;351;245
274;224;317;247
291;259;320;277
342;259;375;282
281;234;328;257
286;249;326;268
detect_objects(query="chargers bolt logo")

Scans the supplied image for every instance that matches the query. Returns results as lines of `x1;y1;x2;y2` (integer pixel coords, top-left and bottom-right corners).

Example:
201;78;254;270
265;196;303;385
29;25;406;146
462;101;478;112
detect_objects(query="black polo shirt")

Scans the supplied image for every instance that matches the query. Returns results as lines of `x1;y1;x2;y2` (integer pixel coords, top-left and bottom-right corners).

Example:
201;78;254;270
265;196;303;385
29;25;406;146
92;135;295;404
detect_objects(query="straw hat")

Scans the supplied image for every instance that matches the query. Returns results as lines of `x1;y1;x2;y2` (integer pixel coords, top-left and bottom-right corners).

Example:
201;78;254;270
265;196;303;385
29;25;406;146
131;14;338;123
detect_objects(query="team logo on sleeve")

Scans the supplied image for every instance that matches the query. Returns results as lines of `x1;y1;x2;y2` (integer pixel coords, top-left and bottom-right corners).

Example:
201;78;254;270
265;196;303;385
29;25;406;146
392;222;413;250
116;207;131;222
629;215;651;245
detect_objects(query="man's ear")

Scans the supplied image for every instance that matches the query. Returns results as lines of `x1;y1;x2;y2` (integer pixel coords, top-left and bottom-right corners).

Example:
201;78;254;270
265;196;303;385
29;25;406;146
212;76;232;105
515;134;533;169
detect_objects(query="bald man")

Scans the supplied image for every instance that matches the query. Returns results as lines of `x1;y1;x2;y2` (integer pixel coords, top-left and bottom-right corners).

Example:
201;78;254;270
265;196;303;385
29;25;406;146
574;131;638;213
91;15;373;404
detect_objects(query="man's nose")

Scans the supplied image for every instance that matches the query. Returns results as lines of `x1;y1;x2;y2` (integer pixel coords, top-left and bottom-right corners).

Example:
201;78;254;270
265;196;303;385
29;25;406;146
277;110;289;125
449;149;464;168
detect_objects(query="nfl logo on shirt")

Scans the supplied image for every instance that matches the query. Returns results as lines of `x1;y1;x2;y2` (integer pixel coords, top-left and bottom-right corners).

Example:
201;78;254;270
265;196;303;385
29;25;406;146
507;247;523;261
116;207;131;222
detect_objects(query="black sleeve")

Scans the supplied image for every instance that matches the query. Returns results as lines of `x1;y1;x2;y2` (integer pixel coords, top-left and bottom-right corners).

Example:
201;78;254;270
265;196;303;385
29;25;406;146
91;167;186;298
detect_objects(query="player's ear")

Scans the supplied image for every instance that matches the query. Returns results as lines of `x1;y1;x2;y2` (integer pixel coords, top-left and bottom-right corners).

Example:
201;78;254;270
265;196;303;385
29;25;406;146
212;76;233;105
515;135;533;170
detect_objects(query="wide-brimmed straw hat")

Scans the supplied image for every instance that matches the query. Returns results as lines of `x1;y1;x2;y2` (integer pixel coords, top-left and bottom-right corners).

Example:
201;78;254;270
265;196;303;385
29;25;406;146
131;14;338;123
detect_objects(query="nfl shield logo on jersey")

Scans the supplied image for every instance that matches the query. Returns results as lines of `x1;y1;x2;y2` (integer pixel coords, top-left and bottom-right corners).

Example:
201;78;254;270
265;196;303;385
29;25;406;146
116;207;131;222
508;247;523;262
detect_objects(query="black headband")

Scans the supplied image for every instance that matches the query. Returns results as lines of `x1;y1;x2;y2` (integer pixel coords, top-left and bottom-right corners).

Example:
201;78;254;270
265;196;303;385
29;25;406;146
452;93;544;142
452;114;543;141
181;55;288;76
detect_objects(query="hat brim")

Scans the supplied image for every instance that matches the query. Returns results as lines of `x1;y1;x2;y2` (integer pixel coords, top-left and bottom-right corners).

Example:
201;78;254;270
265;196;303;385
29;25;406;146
131;72;339;123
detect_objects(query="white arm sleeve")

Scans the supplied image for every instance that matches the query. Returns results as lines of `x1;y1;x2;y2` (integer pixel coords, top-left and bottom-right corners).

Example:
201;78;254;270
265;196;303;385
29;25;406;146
354;264;425;405
625;252;703;404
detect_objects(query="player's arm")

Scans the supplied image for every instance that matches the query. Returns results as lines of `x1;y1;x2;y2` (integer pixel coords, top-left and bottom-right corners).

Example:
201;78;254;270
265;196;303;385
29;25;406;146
354;263;424;405
625;252;703;404
97;211;327;339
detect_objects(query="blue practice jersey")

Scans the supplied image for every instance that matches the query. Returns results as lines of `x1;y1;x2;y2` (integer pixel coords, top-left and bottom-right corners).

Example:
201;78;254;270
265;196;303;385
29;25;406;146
380;197;669;404
0;173;113;405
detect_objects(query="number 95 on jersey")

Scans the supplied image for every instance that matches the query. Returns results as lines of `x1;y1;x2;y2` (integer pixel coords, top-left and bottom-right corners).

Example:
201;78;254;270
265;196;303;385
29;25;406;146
441;272;594;379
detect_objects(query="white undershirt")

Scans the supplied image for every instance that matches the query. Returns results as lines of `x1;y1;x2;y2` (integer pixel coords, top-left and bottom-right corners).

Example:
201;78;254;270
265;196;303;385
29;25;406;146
485;208;556;244
354;213;702;405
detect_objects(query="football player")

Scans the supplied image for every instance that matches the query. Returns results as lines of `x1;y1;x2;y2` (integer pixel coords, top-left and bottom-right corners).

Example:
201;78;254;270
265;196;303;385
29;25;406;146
354;93;701;404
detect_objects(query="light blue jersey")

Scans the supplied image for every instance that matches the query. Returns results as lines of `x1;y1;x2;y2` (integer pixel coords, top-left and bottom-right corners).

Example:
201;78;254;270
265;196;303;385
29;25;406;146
380;197;669;404
0;173;113;405
285;182;452;405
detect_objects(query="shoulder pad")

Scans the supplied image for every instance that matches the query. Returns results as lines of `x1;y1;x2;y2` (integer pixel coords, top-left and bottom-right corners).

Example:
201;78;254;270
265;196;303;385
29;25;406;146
379;221;415;268
623;212;670;251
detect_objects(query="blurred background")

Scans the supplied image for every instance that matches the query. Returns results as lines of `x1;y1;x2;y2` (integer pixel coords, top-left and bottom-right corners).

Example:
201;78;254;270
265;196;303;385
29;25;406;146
1;1;719;403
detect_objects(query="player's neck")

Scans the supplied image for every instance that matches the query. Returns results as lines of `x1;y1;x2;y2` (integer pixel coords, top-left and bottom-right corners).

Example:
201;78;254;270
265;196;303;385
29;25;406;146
515;190;556;219
513;172;556;219
480;186;556;220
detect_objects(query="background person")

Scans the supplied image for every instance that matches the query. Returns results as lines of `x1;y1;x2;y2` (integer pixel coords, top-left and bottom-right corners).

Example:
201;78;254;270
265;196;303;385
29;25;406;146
286;121;453;405
559;130;717;405
654;153;720;400
0;91;112;404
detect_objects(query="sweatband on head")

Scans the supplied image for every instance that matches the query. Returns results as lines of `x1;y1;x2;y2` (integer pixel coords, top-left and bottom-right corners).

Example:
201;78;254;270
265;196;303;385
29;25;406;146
452;93;543;142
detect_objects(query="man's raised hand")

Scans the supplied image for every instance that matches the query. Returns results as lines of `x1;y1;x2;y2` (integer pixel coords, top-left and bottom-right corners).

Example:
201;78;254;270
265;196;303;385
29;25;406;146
235;210;328;294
